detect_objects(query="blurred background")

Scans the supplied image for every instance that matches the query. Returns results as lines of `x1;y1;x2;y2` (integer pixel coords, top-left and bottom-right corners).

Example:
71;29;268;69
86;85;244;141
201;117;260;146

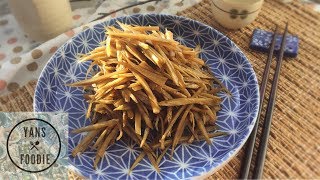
0;0;319;16
0;0;319;95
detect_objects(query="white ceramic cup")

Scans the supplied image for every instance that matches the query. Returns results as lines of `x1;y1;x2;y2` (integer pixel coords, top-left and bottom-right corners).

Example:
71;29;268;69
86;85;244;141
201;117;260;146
8;0;73;41
211;0;264;29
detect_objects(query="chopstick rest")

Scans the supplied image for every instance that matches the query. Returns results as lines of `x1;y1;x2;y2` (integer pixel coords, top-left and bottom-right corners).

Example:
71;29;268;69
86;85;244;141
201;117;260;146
250;29;299;58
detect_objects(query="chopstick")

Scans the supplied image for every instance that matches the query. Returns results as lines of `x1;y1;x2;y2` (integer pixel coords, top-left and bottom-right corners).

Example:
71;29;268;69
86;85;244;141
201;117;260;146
252;22;289;179
240;22;289;179
239;25;279;179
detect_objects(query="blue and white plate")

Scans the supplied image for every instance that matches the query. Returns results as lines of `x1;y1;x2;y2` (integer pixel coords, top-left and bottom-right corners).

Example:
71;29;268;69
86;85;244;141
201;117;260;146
34;14;259;179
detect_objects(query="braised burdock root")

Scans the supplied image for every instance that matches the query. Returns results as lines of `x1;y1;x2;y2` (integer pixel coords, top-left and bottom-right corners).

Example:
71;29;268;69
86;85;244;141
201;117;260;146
69;22;229;172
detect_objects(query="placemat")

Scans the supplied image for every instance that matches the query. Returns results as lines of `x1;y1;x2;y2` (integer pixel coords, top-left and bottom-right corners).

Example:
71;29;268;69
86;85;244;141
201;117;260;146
1;0;319;179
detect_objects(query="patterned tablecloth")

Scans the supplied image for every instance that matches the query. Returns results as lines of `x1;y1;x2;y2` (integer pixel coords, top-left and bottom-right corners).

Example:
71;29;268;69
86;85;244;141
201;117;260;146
0;0;203;95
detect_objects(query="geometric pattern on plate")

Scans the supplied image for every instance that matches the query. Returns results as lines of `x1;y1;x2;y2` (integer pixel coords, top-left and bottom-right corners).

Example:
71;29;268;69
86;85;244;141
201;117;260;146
34;14;259;180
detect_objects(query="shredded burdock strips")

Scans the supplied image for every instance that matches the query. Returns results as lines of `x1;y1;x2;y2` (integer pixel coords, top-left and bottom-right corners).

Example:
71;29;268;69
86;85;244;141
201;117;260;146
69;22;229;172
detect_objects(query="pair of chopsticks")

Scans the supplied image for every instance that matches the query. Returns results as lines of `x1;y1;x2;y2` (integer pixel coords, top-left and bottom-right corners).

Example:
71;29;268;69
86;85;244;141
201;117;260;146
240;22;289;179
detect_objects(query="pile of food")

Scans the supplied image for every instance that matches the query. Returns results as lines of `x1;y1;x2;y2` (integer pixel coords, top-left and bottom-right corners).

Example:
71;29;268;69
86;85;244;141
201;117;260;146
69;22;228;172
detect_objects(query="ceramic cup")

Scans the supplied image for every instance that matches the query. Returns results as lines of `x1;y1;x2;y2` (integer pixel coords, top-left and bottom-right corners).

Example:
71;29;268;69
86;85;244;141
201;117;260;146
8;0;73;41
211;0;264;29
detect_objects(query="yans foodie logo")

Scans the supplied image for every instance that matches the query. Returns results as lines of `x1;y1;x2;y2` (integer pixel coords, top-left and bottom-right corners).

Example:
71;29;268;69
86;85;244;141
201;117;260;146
6;118;61;173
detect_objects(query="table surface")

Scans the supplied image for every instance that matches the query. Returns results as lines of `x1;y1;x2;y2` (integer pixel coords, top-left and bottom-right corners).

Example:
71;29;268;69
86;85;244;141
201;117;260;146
0;0;320;179
179;0;320;178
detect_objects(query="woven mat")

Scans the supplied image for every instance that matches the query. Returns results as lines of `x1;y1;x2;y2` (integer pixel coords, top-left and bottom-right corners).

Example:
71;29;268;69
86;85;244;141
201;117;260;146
1;0;320;179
